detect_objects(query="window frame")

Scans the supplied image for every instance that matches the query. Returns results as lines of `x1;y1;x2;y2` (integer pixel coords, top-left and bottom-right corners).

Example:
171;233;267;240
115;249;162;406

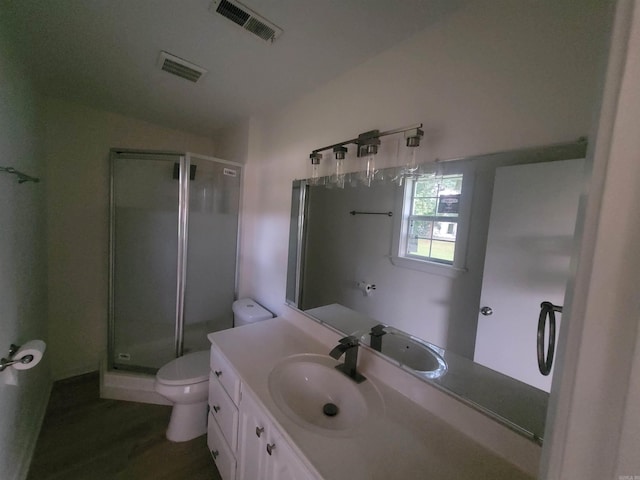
390;166;474;277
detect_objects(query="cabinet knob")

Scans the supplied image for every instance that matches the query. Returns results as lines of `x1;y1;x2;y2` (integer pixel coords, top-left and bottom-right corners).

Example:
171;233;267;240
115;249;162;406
213;405;220;413
255;426;264;438
266;443;276;456
211;450;219;459
214;370;222;377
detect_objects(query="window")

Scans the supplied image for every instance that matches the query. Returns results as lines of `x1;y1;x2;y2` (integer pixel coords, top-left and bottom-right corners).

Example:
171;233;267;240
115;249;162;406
405;174;462;264
392;171;470;275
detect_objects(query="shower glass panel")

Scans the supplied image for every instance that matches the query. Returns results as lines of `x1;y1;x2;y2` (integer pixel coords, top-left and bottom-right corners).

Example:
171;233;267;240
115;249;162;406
182;154;241;354
109;150;243;374
111;154;182;373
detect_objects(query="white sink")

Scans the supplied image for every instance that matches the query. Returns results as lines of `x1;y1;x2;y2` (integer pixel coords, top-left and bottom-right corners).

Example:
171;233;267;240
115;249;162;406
268;354;383;436
363;327;447;379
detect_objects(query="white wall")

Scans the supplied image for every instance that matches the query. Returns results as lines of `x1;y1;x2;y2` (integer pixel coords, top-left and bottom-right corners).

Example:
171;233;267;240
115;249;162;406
228;0;611;328
542;1;640;477
212;119;250;164
0;22;50;480
43;98;217;379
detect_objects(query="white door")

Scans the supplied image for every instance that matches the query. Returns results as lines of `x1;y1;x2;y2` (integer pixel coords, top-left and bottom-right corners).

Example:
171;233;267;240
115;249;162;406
474;158;585;392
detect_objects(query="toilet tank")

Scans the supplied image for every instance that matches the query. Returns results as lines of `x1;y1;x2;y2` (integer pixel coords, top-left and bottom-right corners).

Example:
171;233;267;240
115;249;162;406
232;298;274;327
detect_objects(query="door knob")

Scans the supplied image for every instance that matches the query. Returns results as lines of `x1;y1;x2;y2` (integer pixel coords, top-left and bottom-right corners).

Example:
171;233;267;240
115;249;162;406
480;306;493;316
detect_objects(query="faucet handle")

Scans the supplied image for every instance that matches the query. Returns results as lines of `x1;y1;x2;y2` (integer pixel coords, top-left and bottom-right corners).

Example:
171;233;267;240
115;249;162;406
338;336;359;347
329;336;359;360
370;324;387;337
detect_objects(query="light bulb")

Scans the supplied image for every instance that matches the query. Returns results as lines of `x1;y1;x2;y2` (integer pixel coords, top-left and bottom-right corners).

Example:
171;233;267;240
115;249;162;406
309;152;322;185
335;158;345;188
332;146;347;189
394;128;423;186
405;145;418;172
365;154;376;186
358;144;378;187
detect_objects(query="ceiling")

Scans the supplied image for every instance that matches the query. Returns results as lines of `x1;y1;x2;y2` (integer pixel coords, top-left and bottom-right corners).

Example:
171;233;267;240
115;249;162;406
2;0;464;136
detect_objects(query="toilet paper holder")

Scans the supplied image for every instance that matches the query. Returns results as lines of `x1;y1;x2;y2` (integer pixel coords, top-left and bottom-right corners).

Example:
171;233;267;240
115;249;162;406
0;344;35;372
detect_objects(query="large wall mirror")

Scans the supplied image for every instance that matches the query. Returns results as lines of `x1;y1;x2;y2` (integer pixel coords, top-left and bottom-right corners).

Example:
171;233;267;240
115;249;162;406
286;139;588;442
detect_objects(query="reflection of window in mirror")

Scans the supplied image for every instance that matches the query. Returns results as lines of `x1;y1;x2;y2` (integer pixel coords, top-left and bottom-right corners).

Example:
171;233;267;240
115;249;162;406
406;174;462;263
391;169;472;276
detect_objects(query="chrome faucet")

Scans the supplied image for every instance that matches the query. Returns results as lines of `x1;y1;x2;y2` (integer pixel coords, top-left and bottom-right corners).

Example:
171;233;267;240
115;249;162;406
329;336;366;383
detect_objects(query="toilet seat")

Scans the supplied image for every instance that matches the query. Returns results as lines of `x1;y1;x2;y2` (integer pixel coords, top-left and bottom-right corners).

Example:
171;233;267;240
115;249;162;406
156;350;209;386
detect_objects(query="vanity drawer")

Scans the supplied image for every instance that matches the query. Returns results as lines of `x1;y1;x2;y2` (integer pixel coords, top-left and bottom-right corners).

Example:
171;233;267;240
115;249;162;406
209;372;239;451
211;345;241;404
208;412;237;480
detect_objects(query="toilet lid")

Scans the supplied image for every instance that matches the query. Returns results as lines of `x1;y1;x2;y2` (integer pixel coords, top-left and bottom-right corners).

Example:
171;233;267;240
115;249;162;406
156;350;210;386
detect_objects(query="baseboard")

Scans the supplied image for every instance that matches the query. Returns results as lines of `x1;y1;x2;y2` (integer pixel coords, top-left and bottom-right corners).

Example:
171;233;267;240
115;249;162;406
52;364;98;382
100;365;171;406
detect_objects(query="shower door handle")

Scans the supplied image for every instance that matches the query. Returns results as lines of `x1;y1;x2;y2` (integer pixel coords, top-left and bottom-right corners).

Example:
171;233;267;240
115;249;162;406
537;301;562;376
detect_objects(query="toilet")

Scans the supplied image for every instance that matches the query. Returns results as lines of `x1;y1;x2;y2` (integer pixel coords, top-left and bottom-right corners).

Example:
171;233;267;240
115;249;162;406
155;298;273;442
154;350;210;442
232;298;274;327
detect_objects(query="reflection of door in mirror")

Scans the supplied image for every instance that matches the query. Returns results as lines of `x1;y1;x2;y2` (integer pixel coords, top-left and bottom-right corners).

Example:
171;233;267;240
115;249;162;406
474;158;585;391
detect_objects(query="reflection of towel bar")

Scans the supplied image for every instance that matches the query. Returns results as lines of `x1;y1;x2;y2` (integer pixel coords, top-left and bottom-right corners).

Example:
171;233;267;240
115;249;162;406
349;210;392;217
0;166;40;184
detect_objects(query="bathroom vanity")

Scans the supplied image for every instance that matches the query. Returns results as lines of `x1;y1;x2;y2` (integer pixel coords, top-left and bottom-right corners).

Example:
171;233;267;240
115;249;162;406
207;341;312;479
207;315;536;480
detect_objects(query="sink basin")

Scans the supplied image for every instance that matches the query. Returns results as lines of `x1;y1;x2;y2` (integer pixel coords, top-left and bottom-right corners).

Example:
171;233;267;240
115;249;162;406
363;327;447;379
268;354;383;436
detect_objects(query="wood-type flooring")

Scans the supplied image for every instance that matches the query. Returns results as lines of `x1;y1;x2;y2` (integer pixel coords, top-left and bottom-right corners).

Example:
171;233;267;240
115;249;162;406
27;372;221;480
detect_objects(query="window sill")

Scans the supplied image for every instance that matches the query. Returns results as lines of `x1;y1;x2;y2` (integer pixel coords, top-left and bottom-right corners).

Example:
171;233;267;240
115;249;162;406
389;255;467;278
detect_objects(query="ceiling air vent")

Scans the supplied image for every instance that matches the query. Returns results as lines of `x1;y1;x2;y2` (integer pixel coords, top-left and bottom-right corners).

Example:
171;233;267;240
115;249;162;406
157;51;207;83
210;0;283;43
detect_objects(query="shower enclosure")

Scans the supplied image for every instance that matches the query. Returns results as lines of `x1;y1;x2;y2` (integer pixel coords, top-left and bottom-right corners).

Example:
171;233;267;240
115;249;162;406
108;149;242;374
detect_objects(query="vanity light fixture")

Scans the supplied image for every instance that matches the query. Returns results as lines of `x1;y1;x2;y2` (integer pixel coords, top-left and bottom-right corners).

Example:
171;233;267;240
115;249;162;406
307;123;423;187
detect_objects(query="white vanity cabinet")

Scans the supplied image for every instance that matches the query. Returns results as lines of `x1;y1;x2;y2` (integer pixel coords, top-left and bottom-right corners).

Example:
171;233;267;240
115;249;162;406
208;343;318;480
207;411;237;480
237;386;316;480
208;344;242;480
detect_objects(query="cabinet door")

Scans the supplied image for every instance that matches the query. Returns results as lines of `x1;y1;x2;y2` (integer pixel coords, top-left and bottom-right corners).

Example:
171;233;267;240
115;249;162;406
237;390;267;480
264;428;316;480
209;372;239;451
207;412;236;480
238;388;317;480
210;345;241;403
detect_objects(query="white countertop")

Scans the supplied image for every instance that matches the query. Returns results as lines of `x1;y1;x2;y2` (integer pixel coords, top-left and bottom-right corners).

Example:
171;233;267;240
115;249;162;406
208;317;533;480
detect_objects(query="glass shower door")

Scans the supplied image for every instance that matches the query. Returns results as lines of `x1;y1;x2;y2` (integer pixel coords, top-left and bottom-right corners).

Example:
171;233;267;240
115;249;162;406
110;153;182;372
181;154;242;354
